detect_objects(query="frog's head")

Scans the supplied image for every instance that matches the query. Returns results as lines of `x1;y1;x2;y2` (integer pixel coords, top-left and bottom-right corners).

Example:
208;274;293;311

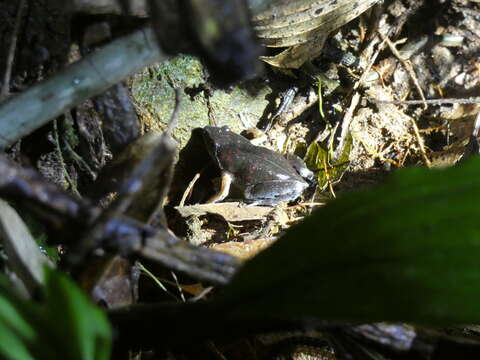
285;154;315;182
201;126;248;159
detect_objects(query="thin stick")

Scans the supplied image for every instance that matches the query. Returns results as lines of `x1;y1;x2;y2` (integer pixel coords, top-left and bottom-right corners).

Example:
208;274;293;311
63;139;97;180
409;117;431;168
375;33;431;167
335;92;360;161
381;33;427;109
53;119;81;197
334;34;387;160
0;0;26;100
356;36;387;90
137;262;180;302
171;271;186;303
473;111;480;137
369;97;480;105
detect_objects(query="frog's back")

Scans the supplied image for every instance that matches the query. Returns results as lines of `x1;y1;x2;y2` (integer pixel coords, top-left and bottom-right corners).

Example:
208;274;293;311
203;125;306;188
223;142;305;184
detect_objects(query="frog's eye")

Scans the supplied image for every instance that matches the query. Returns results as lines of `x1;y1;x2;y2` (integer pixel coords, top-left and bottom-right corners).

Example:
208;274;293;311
285;154;314;181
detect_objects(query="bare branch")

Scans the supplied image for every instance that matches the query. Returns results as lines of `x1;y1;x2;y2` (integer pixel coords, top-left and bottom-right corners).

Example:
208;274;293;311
0;26;166;148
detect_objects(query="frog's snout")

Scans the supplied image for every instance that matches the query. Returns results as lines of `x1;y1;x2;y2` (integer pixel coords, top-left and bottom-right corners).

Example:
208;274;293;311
298;166;315;182
285;154;315;182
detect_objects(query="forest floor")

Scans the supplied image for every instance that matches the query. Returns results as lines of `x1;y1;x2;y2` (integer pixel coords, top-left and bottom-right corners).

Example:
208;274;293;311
1;0;480;358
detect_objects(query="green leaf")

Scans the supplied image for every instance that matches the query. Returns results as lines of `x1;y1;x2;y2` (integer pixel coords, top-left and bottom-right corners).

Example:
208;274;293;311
0;268;111;360
0;322;36;360
218;156;480;324
305;134;351;190
43;269;112;360
0;286;36;360
0;290;35;340
305;141;329;188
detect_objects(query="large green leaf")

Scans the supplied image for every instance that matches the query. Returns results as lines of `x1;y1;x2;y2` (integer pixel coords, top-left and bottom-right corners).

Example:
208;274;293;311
0;295;36;360
0;268;111;360
218;156;480;324
42;269;112;360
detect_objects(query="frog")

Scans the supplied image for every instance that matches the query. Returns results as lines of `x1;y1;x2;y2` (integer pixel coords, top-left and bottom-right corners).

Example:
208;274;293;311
200;126;313;206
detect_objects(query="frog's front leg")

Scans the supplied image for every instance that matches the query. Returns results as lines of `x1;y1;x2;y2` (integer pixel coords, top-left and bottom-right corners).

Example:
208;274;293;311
244;179;308;206
206;171;233;203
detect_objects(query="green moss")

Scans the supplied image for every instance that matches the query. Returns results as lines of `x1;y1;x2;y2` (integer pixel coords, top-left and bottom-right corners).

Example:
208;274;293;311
131;54;272;148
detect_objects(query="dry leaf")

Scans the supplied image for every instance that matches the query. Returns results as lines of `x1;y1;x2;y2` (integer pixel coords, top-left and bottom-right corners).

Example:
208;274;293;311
210;237;277;260
176;202;273;222
251;0;380;67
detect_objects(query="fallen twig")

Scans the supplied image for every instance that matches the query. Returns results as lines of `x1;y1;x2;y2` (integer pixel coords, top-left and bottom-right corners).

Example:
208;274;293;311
369;97;480;105
53;119;81;197
0;26;166;148
334;31;387;161
0;155;239;285
335;92;360;161
380;33;427;109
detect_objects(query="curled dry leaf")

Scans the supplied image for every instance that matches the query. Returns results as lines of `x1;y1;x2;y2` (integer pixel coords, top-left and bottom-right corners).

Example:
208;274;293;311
250;0;381;68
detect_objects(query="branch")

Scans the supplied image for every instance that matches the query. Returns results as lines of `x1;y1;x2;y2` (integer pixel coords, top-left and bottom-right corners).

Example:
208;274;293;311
0;26;166;148
0;155;239;285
